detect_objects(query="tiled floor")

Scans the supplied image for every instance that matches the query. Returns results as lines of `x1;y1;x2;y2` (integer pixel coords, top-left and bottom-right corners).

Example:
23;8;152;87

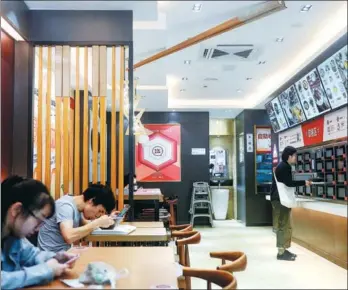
188;220;347;289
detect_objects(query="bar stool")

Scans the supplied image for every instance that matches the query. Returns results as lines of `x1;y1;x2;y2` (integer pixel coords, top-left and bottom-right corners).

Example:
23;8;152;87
209;251;247;274
174;231;201;289
181;267;237;290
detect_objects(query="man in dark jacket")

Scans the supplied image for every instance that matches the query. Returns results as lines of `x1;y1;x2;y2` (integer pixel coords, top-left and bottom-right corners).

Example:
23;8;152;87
270;146;311;261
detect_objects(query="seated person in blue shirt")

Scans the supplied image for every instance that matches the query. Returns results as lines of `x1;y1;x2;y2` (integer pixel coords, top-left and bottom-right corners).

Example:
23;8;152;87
1;176;76;290
38;183;116;253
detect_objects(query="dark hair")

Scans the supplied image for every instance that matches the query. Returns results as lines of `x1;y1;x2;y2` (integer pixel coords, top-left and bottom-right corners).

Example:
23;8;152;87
1;175;55;225
83;183;116;214
124;173;136;187
281;146;297;162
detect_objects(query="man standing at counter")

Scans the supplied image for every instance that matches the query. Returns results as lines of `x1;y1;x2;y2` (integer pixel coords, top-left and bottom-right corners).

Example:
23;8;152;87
271;146;312;261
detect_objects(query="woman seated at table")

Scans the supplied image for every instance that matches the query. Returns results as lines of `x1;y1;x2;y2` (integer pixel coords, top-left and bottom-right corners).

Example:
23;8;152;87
1;176;76;289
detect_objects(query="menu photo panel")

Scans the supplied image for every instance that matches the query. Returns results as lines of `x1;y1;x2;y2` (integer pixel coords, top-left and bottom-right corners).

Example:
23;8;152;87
295;68;331;120
278;85;306;127
265;97;288;133
318;45;348;109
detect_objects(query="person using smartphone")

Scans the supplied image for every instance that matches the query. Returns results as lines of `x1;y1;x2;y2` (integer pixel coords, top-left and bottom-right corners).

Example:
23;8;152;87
1;176;77;289
38;184;116;253
270;146;312;261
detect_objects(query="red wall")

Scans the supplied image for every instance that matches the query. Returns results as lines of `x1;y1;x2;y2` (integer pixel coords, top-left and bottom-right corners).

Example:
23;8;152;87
1;30;15;180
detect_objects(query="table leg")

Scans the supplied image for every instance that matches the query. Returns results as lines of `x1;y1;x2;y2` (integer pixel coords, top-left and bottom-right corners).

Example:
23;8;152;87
154;200;159;221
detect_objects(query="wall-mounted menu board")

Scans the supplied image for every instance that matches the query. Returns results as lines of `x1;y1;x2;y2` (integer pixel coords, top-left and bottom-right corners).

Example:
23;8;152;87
317;45;348;109
279;85;306;127
295;68;331;119
265;97;288;133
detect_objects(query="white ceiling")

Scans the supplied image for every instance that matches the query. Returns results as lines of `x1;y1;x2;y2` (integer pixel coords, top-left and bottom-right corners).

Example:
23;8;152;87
25;1;348;118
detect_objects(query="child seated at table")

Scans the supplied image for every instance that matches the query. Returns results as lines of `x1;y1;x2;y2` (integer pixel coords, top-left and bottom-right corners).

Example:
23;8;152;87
1;176;76;289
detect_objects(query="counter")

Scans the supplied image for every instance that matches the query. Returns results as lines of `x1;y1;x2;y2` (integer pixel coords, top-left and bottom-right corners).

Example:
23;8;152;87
266;195;348;269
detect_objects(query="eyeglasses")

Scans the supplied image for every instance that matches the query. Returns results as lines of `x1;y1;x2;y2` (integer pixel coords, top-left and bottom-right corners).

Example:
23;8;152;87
28;209;46;226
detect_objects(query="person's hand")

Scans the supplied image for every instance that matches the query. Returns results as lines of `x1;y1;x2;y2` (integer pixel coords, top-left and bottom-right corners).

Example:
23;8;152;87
53;252;78;269
305;180;312;186
46;258;68;277
110;210;120;216
96;215;115;228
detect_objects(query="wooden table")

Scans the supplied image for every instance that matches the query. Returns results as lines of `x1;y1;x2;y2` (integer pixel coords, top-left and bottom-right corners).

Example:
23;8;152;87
86;227;168;243
27;247;178;289
122;221;164;228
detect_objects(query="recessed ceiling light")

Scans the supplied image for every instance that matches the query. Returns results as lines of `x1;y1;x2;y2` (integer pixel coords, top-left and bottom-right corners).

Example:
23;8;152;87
203;85;208;88
276;37;284;42
192;3;202;12
237;89;242;93
258;61;266;65
184;60;191;65
246;77;252;81
300;4;312;12
180;89;186;92
182;77;188;81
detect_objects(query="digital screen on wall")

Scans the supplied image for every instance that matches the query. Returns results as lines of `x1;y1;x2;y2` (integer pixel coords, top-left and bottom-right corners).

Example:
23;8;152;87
265;97;289;133
317;45;348;109
295;68;331;120
278;85;306;127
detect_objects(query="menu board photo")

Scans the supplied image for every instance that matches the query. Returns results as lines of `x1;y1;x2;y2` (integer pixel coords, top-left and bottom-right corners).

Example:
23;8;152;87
278;85;306;127
295;68;331;120
265;97;288;133
318;45;348;109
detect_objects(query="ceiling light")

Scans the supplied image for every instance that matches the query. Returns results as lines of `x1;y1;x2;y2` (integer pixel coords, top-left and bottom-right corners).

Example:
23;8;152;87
300;4;312;12
182;77;188;81
237;89;242;93
258;61;266;65
246;77;252;81
180;89;186;92
192;3;202;12
276;37;284;42
184;60;191;65
1;17;25;41
203;85;208;88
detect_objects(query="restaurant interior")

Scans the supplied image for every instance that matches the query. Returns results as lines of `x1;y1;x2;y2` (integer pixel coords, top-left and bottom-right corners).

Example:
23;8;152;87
1;0;347;289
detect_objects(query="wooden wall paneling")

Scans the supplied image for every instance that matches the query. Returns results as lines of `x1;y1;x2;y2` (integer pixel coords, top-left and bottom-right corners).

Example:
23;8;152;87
62;45;70;193
45;46;52;188
37;46;43;181
99;46;107;185
92;46;99;183
118;46;125;210
74;47;81;194
82;47;89;191
55;46;63;199
111;46;117;194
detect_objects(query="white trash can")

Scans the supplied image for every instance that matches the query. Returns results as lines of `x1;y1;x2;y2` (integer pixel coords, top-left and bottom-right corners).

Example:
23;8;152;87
211;189;229;220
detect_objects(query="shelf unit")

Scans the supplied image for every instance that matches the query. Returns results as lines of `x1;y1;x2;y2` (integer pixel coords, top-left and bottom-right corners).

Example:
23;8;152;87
295;141;348;201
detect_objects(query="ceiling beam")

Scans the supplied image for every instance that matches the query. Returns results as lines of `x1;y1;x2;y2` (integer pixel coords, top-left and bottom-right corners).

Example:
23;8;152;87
133;1;286;70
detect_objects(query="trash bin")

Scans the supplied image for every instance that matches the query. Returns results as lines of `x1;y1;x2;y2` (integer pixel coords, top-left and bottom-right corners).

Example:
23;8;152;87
211;189;229;220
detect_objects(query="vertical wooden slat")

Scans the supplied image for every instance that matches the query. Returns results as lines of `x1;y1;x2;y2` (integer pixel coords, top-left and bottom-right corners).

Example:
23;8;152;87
74;47;81;194
92;46;99;183
118;46;125;210
99;46;107;185
37;46;43;181
82;47;89;191
111;46;117;195
45;47;52;188
55;46;63;199
62;46;70;193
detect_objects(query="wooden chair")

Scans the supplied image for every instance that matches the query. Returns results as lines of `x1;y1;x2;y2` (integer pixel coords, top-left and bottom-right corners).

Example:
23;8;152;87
166;197;178;225
210;251;247;273
182;267;237;290
174;231;201;289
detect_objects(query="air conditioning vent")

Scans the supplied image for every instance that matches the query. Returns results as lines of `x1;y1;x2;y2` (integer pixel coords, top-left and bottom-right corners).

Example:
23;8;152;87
199;44;261;62
204;77;219;81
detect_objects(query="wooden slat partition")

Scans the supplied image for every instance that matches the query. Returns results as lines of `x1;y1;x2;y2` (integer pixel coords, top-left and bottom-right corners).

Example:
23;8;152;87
74;47;81;194
37;46;43;181
45;47;52;188
118;46;125;210
55;46;63;199
62;46;70;193
111;46;117;195
92;46;99;183
82;47;89;191
99;46;107;185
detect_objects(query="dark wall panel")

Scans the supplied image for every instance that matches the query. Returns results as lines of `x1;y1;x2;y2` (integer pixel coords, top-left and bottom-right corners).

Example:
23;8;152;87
29;10;133;43
1;31;15;180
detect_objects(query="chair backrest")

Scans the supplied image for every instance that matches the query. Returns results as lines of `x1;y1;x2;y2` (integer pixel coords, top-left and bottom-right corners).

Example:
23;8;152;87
175;231;201;267
210;251;247;273
183;267;237;290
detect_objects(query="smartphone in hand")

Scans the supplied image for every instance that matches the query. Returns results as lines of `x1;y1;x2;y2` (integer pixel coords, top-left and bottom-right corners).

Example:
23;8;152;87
64;254;80;265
